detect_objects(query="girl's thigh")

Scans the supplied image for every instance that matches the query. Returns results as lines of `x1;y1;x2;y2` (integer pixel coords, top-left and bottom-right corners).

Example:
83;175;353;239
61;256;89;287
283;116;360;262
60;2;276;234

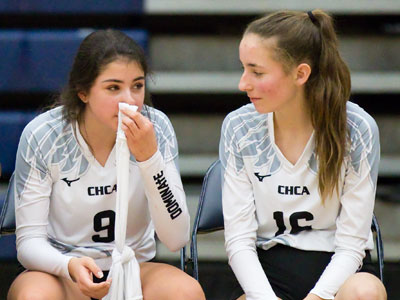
8;270;88;300
140;261;205;300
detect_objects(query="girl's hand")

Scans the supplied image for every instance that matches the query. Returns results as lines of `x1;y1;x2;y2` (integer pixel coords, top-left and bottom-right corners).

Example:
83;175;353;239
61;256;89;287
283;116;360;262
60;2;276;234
121;109;157;162
68;257;111;299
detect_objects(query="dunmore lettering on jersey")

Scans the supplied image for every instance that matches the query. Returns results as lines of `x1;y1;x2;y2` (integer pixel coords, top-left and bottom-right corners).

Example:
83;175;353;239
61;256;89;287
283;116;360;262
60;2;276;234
278;185;310;195
153;171;182;220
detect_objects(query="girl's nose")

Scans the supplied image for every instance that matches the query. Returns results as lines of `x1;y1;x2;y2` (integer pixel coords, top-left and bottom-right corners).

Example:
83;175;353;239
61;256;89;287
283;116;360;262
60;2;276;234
238;72;252;92
120;89;136;105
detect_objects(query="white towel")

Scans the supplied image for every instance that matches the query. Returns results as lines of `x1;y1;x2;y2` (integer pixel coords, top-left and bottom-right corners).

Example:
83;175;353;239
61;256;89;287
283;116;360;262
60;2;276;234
104;103;143;300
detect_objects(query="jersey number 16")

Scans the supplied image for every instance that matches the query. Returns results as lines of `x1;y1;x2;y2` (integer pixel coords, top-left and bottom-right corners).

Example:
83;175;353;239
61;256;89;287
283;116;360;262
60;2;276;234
273;211;314;236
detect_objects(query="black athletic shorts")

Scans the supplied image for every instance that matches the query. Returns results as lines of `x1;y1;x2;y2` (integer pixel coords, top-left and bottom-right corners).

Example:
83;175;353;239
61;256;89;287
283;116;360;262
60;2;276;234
91;270;110;300
229;244;379;300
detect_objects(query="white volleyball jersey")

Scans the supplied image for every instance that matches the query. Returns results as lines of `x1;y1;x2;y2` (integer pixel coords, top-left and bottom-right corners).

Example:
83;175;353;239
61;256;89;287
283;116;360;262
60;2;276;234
220;101;379;299
10;105;190;279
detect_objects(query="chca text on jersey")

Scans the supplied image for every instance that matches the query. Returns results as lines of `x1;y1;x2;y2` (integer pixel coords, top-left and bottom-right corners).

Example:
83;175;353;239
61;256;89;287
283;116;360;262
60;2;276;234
88;184;117;196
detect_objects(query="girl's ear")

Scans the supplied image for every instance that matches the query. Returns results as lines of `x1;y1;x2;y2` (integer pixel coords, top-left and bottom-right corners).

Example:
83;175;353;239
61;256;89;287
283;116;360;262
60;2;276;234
295;63;312;86
78;91;87;103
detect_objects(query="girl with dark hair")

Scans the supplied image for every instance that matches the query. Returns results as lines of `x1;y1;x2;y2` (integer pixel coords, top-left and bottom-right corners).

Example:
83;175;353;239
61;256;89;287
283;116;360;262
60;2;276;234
220;10;387;300
7;29;205;300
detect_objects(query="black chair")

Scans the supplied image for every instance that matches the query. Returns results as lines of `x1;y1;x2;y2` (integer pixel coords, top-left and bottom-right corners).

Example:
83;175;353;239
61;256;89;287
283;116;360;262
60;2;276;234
189;159;385;282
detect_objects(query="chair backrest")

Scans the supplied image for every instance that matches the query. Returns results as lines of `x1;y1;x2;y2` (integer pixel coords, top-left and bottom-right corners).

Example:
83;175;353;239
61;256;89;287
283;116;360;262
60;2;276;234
190;160;223;280
0;176;17;261
195;160;224;233
0;110;37;177
0;173;15;235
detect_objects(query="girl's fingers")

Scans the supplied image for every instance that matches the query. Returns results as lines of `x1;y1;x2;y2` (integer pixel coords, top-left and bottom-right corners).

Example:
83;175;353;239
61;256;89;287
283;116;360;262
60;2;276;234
82;257;103;280
79;269;110;297
122;115;154;140
130;112;147;129
121;110;149;130
91;280;111;293
122;116;139;136
69;257;110;298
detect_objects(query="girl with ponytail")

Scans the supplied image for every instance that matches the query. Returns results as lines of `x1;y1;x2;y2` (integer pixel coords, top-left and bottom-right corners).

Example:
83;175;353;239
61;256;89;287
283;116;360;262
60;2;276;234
220;9;387;300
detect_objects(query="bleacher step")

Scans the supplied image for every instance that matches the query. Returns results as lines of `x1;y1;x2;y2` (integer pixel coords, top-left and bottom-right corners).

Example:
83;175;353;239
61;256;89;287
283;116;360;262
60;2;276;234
145;0;400;15
148;71;400;94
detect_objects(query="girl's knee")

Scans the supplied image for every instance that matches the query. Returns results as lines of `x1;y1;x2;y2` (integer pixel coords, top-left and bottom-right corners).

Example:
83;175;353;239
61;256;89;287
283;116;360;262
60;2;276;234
159;271;205;300
353;285;386;300
338;273;387;300
7;272;66;300
177;279;206;300
354;279;386;300
174;278;205;300
9;290;50;300
141;262;205;300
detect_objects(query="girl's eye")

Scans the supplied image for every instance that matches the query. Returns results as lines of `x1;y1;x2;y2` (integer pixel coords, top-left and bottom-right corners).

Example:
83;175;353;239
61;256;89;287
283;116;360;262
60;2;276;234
107;85;119;91
132;83;144;90
254;71;263;77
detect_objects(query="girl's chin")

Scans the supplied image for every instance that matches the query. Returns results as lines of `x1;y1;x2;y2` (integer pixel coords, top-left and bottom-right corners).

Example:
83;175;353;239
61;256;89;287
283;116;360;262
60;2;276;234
252;103;270;114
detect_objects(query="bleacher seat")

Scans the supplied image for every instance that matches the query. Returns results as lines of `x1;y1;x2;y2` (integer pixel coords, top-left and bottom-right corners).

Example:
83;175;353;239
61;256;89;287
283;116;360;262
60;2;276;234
0;110;38;178
0;29;148;92
0;31;24;92
0;0;142;14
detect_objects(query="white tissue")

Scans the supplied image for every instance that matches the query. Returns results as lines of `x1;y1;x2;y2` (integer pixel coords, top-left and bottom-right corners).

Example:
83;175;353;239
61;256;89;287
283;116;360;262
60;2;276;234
117;103;138;139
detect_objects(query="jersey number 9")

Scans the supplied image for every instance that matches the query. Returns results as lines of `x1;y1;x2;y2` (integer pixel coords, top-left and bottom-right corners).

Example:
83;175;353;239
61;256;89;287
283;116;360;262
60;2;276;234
92;210;116;243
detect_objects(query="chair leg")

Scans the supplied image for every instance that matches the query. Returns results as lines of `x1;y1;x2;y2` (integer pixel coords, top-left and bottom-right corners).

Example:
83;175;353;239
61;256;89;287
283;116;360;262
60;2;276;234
372;214;384;283
191;234;199;281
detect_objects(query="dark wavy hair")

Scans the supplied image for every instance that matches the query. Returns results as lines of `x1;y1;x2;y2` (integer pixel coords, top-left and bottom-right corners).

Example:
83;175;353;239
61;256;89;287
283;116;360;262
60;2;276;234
57;29;152;124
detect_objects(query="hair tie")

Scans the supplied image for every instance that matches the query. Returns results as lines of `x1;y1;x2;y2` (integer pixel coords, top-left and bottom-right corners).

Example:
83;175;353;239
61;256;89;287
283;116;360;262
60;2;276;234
307;11;318;25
